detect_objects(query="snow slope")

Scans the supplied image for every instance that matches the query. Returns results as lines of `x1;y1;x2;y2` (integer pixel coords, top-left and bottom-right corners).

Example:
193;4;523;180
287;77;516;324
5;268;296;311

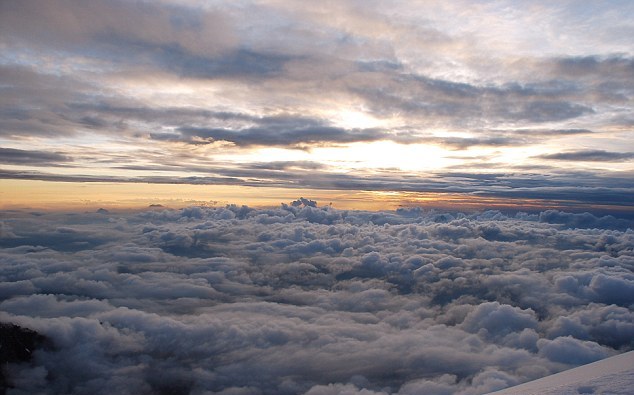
488;351;634;395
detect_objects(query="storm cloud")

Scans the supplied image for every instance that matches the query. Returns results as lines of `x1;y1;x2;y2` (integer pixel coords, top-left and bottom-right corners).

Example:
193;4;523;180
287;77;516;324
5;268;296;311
1;204;633;394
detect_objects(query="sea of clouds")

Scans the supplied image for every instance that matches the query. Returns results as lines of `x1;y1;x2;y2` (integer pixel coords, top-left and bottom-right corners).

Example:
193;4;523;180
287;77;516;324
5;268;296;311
1;201;633;395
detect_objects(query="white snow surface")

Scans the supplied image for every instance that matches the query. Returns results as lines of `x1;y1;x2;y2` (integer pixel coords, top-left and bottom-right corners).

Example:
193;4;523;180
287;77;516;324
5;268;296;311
488;350;634;395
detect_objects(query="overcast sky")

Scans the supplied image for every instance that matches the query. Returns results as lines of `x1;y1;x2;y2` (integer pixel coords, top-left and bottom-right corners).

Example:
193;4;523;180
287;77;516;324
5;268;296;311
0;0;633;210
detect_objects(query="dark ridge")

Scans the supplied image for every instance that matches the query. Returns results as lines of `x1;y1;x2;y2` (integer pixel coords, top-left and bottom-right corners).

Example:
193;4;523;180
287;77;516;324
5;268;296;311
0;322;48;394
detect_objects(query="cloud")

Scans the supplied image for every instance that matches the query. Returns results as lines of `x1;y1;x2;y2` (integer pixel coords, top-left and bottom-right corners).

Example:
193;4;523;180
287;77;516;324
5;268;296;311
538;210;634;230
159;48;297;80
250;161;326;171
1;204;632;394
518;128;593;136
431;136;524;150
0;0;631;204
0;65;99;139
0;147;72;166
305;383;388;395
537;336;614;365
174;125;385;147
536;150;634;162
460;302;538;339
0;0;235;57
0;2;620;145
419;128;592;150
353;74;595;125
2;166;634;211
552;55;634;80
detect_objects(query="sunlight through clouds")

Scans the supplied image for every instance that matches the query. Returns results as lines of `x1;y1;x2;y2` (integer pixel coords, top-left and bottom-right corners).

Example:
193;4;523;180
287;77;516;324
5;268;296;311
315;141;457;171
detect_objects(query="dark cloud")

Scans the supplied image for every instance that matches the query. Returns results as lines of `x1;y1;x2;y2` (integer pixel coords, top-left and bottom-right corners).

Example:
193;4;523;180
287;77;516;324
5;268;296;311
154;113;394;147
537;150;634;162
353;74;595;125
538;210;634;230
432;136;523;150
553;55;634;79
159;48;297;79
0;205;632;394
0;65;98;139
524;129;593;136
0;147;72;166
501;101;593;123
0;0;234;57
464;128;593;139
401;128;594;150
174;125;385;147
95;31;294;79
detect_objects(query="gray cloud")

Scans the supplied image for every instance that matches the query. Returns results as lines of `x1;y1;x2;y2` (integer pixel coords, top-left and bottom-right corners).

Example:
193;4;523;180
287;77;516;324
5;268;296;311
0;204;632;394
174;125;386;147
352;74;595;126
537;150;634;162
0;0;234;57
0;2;620;147
525;129;593;136
0;147;72;166
0;65;98;139
553;55;634;80
431;136;523;150
159;47;297;79
250;161;326;171
161;114;410;148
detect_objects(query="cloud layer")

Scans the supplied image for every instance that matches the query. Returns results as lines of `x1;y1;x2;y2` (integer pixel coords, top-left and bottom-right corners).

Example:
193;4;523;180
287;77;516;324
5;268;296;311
1;204;633;394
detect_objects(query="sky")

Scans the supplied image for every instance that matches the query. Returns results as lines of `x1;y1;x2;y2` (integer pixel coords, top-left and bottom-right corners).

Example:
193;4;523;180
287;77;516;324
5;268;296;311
1;0;633;211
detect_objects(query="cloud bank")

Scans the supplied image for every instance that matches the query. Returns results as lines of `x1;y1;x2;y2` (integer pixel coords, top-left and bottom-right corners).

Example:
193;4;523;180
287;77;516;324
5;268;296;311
1;204;633;394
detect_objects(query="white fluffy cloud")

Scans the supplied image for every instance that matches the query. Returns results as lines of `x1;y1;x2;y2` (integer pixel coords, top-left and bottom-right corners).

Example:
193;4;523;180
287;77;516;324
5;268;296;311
0;204;633;394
